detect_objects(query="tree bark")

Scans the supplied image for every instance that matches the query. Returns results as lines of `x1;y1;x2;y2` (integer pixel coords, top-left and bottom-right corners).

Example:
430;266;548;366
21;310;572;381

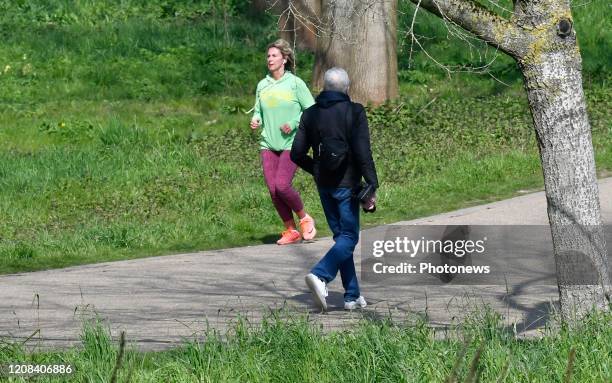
313;0;398;105
415;0;531;59
313;0;354;90
292;0;320;52
257;0;320;52
409;0;610;320
250;0;270;14
514;0;611;320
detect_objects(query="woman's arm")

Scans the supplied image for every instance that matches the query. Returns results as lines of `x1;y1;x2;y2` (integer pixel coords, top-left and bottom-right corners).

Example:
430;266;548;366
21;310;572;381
251;85;263;129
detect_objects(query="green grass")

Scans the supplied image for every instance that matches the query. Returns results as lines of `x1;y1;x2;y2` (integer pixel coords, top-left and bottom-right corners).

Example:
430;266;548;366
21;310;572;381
2;83;610;274
1;308;610;382
0;0;610;274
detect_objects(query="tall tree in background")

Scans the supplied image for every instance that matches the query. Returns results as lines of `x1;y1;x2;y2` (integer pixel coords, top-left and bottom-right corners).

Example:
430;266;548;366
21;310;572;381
313;0;398;104
255;0;398;104
279;0;320;52
251;0;319;52
407;0;610;320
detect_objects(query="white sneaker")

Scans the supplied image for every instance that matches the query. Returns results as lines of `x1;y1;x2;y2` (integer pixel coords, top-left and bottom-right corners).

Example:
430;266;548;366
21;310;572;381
344;296;367;310
305;273;328;311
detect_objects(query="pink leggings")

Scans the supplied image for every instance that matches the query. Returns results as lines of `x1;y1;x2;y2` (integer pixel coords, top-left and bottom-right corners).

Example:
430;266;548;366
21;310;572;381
261;150;304;222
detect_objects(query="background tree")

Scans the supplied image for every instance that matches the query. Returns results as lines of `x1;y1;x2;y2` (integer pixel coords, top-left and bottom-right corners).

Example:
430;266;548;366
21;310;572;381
406;0;610;320
280;0;320;52
251;0;319;52
259;0;398;105
312;0;399;104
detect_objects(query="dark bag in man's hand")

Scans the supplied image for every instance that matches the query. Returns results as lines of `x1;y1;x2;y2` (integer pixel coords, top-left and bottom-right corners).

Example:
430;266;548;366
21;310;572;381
353;183;376;213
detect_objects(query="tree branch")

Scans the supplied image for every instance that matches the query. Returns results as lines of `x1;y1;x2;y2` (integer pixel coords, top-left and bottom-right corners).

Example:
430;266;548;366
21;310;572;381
409;0;531;60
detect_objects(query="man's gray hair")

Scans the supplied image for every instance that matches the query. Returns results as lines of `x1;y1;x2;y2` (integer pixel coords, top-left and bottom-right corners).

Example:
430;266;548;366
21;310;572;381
323;67;350;93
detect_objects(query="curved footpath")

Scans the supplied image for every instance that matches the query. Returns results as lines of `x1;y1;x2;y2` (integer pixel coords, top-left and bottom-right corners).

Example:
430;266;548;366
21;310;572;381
1;178;611;351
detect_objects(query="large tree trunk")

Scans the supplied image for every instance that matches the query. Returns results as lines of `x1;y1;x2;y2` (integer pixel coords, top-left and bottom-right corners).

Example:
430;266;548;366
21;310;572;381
312;0;354;89
289;0;320;52
256;0;320;52
411;0;610;320
313;0;398;105
515;0;611;320
250;0;269;14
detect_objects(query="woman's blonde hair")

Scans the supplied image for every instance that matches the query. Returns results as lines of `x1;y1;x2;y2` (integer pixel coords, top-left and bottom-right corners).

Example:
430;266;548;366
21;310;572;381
267;39;295;72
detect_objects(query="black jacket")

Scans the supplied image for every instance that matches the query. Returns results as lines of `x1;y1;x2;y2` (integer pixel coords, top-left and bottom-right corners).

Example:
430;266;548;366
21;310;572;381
290;91;378;189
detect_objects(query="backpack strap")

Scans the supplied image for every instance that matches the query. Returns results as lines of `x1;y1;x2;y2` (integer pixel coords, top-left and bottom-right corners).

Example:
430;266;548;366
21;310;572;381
345;101;354;154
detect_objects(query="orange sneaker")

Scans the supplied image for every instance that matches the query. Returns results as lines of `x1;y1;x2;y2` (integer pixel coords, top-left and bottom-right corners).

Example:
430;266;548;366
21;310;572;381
299;214;317;241
277;229;302;245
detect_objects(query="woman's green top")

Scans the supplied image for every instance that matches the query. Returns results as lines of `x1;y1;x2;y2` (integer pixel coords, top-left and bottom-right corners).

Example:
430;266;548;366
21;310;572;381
252;72;315;151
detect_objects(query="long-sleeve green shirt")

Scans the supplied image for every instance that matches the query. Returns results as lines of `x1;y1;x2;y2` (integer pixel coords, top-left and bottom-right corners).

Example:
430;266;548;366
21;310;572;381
252;72;315;151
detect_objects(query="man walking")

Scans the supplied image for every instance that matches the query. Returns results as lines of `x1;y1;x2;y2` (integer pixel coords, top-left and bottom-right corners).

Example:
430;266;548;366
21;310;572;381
290;67;378;311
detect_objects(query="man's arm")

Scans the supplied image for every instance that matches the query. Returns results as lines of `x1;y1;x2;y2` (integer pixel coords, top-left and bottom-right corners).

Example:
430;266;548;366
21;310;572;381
351;105;379;188
290;114;315;175
288;78;315;132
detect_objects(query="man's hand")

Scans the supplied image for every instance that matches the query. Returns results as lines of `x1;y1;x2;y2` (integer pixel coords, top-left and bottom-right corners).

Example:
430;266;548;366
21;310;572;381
280;123;292;134
362;193;376;213
250;118;261;130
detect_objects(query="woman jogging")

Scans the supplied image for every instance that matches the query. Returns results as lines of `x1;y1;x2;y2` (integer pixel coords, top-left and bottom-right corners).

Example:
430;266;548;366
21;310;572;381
250;39;317;245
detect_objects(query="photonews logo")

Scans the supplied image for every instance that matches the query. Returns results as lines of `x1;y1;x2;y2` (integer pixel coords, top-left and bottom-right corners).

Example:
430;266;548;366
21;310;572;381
371;262;490;275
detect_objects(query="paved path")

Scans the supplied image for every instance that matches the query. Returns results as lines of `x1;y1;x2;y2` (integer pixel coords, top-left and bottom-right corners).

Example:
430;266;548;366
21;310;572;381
1;179;611;351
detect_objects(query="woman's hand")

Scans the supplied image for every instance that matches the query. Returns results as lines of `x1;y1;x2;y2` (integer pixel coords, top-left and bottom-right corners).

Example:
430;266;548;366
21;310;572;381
250;118;261;130
280;123;292;134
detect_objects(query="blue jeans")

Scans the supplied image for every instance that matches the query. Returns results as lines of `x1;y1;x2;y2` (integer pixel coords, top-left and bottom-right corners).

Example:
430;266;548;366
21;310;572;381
311;187;360;301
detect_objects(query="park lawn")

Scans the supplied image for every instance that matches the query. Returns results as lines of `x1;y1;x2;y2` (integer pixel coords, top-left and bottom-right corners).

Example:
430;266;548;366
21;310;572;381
1;80;610;275
0;0;610;274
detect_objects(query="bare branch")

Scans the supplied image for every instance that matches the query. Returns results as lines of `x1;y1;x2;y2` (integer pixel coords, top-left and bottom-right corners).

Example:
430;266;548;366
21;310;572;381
407;0;422;66
409;0;531;59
